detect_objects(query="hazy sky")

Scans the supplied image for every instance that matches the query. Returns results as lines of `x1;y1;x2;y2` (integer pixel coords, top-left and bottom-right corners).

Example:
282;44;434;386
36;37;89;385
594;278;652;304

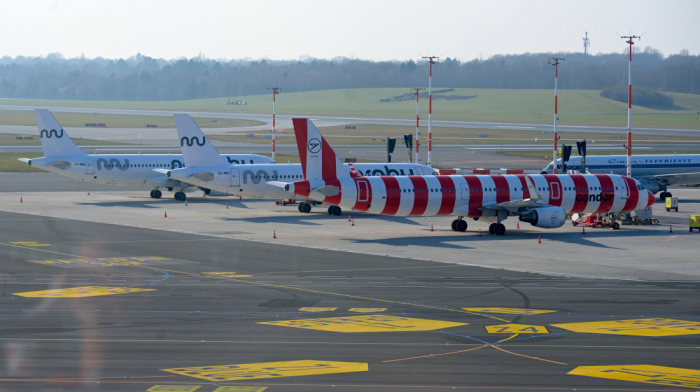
2;0;699;61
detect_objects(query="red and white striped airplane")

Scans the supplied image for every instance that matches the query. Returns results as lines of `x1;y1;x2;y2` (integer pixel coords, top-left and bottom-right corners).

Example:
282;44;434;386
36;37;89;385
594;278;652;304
270;118;655;235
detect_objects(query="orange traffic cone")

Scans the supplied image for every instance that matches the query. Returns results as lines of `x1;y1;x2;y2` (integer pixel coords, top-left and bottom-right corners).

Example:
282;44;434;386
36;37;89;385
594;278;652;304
351;220;355;226
20;196;22;203
478;229;482;237
226;203;229;209
538;235;541;244
164;211;168;218
184;199;188;206
517;221;520;229
430;224;434;232
670;225;673;233
348;215;352;221
273;231;277;239
582;227;586;235
87;190;90;195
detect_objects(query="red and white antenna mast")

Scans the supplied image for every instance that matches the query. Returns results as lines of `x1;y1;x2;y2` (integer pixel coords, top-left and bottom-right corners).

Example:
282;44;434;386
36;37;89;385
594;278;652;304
411;87;425;164
626;131;632;176
422;56;438;167
621;34;641;130
547;57;565;174
267;87;280;162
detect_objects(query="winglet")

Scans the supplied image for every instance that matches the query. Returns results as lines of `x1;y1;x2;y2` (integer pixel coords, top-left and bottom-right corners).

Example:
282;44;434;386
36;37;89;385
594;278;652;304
292;118;350;181
35;109;85;157
173;114;228;167
524;175;542;200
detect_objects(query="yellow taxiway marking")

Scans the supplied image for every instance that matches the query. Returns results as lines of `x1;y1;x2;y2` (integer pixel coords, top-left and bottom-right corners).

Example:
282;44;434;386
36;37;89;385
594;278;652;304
552;318;700;337
13;286;155;298
26;256;175;268
348;308;387;313
213;387;267;392
569;364;700;389
162;360;367;382
147;386;201;392
485;324;548;334
299;307;337;312
259;315;466;333
463;307;557;315
9;241;50;247
203;272;254;278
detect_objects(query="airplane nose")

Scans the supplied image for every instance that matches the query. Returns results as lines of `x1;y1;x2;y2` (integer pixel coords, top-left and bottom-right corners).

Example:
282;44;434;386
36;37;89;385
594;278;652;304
647;190;655;208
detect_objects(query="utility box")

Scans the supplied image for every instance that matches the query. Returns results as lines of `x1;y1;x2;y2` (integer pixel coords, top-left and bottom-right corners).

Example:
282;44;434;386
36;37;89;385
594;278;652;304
635;207;653;220
690;215;700;232
665;197;678;212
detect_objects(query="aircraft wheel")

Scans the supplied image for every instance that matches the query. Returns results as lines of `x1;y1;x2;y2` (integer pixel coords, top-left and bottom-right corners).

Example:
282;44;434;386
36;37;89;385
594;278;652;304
153;190;162;199
174;192;181;201
150;190;155;198
571;221;578;226
298;203;304;212
301;203;312;213
334;206;342;215
457;220;467;232
328;206;335;215
451;220;458;231
612;222;620;230
167;187;173;192
489;223;496;235
495;223;506;236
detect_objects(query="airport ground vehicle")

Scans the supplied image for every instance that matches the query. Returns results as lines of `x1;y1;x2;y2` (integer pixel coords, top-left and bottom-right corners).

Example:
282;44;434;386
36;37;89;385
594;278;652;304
271;118;655;235
690;215;700;232
665;197;679;212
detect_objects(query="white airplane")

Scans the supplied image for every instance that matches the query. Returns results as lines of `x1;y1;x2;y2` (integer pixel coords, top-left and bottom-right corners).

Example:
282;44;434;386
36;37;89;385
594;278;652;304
18;109;273;200
160;114;437;214
266;118;654;235
541;154;700;200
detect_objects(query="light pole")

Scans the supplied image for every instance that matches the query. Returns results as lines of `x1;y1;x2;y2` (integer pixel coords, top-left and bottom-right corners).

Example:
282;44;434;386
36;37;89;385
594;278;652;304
621;35;641;130
267;87;280;162
411;87;425;164
422;56;438;167
548;57;565;174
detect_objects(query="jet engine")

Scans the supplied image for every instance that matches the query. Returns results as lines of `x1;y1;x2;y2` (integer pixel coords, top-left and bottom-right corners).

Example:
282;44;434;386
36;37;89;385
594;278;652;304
519;207;566;229
638;180;660;194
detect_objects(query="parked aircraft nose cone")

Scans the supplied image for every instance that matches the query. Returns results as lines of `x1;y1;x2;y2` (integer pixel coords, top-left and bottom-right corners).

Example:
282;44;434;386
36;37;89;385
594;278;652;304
646;190;655;208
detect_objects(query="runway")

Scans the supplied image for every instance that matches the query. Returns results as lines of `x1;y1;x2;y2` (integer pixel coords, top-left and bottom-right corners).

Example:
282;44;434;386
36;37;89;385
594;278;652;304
1;208;698;391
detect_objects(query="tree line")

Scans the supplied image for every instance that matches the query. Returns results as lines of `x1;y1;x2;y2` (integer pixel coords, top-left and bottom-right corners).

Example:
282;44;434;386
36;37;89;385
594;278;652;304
0;49;697;101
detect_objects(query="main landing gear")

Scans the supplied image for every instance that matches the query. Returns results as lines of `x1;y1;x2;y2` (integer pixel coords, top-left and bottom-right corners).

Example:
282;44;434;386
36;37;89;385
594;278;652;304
298;202;312;213
149;189;162;199
327;205;342;216
173;192;186;201
451;218;467;232
659;191;672;201
489;223;506;236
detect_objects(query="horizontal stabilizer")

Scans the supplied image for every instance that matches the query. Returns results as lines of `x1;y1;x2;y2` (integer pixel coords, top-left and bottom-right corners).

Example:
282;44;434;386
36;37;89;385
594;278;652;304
17;158;31;163
266;181;288;189
152;169;170;174
311;185;340;197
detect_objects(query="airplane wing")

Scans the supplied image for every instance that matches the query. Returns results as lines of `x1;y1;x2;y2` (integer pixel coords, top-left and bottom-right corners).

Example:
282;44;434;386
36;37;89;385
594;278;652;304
481;199;549;211
637;172;700;185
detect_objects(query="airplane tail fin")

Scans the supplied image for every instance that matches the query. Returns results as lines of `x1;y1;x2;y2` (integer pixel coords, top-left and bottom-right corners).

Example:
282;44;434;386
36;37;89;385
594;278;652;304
292;118;350;181
173;114;228;167
35;109;85;157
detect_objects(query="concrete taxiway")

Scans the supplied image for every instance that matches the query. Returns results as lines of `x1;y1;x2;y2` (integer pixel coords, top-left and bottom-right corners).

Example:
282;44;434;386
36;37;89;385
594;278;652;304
0;186;698;391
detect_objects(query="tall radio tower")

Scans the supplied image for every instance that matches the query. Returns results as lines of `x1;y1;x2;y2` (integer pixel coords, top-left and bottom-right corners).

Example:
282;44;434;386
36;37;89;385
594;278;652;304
621;34;641;130
583;32;590;56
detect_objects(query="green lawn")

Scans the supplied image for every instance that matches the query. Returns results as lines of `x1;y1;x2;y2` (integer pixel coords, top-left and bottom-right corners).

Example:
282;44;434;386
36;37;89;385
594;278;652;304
2;88;700;129
0;109;264;128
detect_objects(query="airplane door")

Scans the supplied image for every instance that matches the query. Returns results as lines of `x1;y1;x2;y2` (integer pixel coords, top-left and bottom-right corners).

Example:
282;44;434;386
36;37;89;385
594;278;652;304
616;176;629;199
460;183;469;200
357;180;369;202
230;169;240;187
86;158;94;174
551;182;561;200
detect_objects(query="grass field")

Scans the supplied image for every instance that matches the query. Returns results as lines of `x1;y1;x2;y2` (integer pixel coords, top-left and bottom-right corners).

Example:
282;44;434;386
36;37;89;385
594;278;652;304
0;110;264;129
2;88;700;129
209;123;700;146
